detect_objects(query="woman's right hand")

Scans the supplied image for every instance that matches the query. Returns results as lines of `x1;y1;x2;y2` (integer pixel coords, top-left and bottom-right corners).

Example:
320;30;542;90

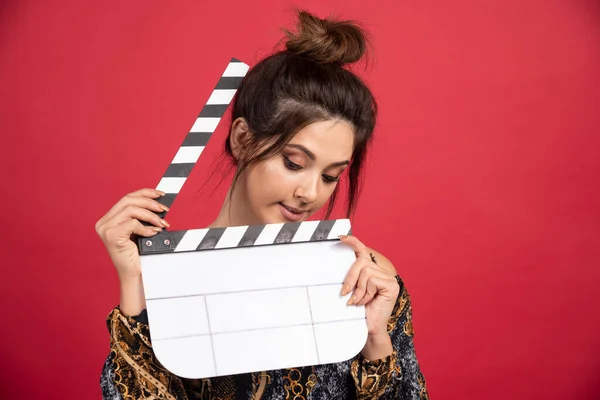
95;188;170;282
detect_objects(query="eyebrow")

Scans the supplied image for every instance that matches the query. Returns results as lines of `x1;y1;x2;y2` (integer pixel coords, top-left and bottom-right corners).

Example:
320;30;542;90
286;144;350;167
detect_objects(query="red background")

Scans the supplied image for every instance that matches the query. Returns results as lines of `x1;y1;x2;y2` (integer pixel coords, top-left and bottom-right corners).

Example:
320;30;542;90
1;1;599;399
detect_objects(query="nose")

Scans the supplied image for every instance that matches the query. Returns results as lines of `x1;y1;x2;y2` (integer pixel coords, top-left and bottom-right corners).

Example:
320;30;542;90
294;173;319;204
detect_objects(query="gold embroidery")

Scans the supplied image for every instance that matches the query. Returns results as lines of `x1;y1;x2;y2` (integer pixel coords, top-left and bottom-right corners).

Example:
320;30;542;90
417;372;430;399
387;286;410;334
109;311;183;399
351;351;397;400
403;303;415;337
283;367;316;400
306;372;317;394
251;371;270;400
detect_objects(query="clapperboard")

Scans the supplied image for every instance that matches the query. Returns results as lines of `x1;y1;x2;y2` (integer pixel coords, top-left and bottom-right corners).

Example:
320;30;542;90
137;58;368;379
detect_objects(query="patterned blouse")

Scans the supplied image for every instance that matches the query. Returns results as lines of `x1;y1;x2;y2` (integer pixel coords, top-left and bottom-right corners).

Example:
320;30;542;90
100;276;430;399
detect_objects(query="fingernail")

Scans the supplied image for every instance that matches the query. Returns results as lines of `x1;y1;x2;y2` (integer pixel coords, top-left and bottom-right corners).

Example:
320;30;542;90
347;295;356;306
160;204;170;212
338;235;346;239
156;190;166;196
340;284;350;296
152;227;162;232
161;219;170;228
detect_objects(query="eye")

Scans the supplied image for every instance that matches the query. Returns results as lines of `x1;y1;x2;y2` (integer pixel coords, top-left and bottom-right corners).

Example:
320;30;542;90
322;174;340;184
283;156;303;171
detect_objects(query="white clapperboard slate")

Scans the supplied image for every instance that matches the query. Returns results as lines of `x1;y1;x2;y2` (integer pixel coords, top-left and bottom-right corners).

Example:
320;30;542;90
136;58;368;379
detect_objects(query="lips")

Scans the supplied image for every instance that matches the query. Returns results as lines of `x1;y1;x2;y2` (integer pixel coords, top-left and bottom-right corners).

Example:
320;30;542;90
278;203;307;222
281;203;306;214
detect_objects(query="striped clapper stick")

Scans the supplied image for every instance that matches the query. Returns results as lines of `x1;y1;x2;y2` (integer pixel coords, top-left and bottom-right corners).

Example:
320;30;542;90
137;58;367;380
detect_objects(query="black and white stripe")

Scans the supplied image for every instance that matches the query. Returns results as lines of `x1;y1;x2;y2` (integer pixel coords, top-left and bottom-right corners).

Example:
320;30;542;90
155;58;249;210
140;219;351;254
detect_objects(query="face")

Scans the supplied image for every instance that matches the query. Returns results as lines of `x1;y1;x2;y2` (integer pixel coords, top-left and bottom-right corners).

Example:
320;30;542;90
231;119;354;225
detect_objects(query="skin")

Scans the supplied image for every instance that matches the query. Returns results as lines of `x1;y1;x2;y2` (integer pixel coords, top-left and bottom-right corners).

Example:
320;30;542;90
95;118;399;362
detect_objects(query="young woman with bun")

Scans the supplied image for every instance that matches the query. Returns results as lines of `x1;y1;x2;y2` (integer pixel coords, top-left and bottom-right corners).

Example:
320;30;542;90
97;10;429;399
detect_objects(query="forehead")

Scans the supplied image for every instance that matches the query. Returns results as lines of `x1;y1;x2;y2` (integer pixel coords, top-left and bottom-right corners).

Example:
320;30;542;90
289;120;354;161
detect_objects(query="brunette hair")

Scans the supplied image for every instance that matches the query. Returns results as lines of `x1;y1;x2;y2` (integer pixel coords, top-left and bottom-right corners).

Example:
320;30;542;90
225;10;377;218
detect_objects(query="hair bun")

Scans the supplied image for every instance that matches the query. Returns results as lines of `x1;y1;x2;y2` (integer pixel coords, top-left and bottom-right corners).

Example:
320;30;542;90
284;10;369;66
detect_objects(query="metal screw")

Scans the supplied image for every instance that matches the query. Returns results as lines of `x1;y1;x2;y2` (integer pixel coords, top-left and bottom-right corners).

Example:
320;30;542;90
164;239;171;246
145;240;152;247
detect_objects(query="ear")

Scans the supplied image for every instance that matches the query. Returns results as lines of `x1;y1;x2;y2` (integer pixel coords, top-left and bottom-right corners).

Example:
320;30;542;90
229;117;254;162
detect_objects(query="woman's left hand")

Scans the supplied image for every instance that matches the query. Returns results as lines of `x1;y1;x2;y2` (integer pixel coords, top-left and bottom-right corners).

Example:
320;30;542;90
339;235;400;359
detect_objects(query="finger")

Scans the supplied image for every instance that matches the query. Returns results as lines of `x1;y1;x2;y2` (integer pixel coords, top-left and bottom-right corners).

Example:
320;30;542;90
124;187;166;199
99;205;169;238
96;192;168;233
339;235;370;260
123;204;170;227
358;274;398;306
348;265;383;306
356;278;377;306
104;219;162;247
111;204;169;228
356;271;389;306
109;188;167;221
340;256;370;297
95;188;165;231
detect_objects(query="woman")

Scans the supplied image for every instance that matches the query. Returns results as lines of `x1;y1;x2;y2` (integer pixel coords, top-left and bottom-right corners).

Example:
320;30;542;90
97;10;429;400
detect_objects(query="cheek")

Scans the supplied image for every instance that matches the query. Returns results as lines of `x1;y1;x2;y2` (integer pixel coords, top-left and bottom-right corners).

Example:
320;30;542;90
245;161;289;200
317;184;337;205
